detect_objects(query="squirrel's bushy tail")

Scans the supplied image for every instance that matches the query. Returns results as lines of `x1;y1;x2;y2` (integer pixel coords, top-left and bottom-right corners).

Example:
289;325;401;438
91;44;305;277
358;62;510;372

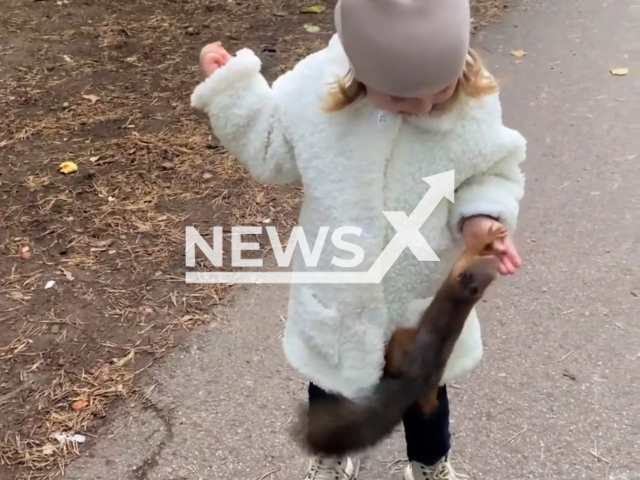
291;332;449;456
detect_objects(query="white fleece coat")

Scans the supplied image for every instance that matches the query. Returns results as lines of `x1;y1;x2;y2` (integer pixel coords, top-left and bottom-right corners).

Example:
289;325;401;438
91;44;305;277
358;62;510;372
191;35;527;400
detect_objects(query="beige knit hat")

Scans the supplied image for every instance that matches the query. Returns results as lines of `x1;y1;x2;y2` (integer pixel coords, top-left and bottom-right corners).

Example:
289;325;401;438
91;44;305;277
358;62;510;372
335;0;471;98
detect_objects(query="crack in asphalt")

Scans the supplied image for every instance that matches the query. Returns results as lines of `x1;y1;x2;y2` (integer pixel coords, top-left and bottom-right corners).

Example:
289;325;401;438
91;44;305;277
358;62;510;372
131;403;175;480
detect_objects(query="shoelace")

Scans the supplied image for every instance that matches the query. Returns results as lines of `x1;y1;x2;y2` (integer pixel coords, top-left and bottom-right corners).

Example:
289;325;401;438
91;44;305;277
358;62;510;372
415;457;469;480
307;458;352;480
431;460;469;480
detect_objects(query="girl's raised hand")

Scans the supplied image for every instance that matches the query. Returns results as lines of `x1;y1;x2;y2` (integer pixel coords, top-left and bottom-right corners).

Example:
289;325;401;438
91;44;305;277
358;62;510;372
199;42;232;77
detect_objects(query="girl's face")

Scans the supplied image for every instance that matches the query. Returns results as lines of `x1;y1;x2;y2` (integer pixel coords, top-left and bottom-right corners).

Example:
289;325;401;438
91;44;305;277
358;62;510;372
364;81;458;116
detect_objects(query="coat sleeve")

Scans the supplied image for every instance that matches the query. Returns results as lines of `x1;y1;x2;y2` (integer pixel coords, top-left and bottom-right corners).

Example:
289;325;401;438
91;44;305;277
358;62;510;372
190;48;300;185
448;126;527;240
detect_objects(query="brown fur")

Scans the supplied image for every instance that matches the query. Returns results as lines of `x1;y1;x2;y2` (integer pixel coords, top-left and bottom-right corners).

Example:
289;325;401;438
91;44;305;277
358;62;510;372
290;225;507;456
383;223;507;416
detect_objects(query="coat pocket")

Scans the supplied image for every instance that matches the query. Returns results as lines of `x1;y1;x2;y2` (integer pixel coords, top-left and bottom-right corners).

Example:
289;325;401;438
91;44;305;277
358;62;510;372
288;285;342;367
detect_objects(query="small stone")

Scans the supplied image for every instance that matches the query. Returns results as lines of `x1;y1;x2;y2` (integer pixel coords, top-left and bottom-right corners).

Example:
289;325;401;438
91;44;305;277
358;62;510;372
51;325;60;334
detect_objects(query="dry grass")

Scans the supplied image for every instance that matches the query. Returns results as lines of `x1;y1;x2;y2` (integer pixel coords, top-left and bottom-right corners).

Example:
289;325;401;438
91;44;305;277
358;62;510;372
0;0;510;478
470;0;510;33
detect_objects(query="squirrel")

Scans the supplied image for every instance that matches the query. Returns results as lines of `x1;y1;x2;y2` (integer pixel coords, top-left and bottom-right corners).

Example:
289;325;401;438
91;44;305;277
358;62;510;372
290;223;508;457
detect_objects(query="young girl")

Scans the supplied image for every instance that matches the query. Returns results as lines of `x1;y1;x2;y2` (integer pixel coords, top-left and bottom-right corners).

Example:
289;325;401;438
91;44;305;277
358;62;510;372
190;0;526;478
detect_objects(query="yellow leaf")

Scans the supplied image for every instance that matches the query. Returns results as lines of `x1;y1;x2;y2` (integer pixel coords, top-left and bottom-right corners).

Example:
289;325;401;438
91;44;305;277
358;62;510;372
510;49;527;58
304;23;320;33
82;94;100;104
301;5;326;13
610;67;628;76
58;161;78;175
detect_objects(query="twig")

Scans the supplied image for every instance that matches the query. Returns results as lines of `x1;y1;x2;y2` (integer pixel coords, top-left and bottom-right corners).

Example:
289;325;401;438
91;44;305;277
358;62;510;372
504;426;528;445
252;467;282;480
558;350;574;363
587;440;611;464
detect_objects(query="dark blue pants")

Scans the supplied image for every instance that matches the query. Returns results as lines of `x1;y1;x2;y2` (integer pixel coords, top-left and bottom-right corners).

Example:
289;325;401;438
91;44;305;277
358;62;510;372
308;383;451;466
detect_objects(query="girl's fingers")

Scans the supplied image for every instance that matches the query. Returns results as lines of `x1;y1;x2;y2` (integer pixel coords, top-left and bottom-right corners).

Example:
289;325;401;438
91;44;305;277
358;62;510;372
200;44;232;72
213;51;232;68
506;246;522;268
492;239;507;253
501;238;521;268
463;222;521;275
201;52;232;75
495;253;513;275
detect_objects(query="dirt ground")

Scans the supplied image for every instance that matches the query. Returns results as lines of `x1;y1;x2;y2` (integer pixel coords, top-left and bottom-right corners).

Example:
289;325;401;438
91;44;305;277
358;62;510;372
0;0;508;478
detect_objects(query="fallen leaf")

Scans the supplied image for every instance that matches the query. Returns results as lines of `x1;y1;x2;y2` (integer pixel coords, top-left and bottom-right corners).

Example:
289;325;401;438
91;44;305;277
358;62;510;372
20;246;32;260
82;94;100;104
71;400;88;411
609;67;629;76
301;5;326;13
304;23;320;33
510;49;527;58
59;268;75;281
58;161;78;175
42;444;56;456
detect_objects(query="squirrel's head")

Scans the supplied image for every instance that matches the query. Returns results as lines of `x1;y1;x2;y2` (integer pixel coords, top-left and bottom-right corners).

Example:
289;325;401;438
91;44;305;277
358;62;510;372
449;221;507;300
453;255;500;301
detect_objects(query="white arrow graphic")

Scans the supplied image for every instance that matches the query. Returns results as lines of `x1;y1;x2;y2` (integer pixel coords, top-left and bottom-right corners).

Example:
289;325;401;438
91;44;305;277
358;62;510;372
186;170;455;284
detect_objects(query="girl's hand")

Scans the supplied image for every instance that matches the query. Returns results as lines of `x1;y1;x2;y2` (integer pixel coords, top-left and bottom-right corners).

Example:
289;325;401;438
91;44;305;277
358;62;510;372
461;216;522;276
200;42;232;76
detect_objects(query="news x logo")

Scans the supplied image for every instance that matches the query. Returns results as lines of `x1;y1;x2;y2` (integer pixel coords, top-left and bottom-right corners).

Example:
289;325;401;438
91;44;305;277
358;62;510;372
185;170;455;284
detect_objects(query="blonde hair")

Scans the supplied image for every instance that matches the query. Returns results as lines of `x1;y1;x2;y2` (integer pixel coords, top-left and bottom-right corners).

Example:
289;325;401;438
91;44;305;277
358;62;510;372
322;48;498;113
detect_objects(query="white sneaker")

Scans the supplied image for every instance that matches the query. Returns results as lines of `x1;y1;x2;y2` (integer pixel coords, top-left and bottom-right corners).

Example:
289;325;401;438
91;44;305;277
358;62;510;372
404;453;469;480
304;456;357;480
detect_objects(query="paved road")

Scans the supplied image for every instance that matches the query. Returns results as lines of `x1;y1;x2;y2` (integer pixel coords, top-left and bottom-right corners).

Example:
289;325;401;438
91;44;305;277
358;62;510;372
64;0;639;479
